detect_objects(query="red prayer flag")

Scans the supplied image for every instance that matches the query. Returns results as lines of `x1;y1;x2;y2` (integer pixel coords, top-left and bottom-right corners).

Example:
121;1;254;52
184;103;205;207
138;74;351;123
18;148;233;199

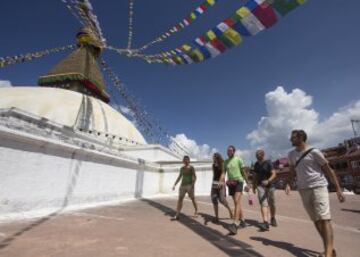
200;4;208;11
210;38;227;52
252;2;278;28
223;18;236;27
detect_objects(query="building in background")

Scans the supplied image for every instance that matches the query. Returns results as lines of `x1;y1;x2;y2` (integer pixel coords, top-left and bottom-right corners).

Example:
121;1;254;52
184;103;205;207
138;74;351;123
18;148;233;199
268;137;360;194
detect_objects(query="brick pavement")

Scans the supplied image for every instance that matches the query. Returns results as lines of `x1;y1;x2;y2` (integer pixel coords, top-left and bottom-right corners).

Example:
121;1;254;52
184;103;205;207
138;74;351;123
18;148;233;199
0;192;359;257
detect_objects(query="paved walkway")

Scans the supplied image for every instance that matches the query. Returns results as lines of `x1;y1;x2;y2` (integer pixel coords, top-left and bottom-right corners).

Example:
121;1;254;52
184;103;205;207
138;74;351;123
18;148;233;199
0;192;359;257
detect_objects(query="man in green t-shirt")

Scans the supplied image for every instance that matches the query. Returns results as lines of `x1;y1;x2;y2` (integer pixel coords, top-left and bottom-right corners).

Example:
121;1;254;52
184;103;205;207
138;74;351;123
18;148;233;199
172;156;198;220
224;145;249;234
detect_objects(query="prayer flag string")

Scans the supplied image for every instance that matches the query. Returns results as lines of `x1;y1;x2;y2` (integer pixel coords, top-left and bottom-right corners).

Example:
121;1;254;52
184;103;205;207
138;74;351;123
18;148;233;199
62;0;106;44
135;0;307;65
127;0;135;49
0;45;76;69
136;0;223;52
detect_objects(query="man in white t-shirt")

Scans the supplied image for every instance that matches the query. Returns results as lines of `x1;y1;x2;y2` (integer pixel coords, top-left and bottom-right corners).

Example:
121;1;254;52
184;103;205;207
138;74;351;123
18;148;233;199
285;130;345;257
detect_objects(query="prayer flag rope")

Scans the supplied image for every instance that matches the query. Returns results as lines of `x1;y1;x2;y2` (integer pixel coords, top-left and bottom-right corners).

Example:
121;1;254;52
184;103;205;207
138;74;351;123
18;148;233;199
61;0;85;26
105;46;131;54
100;57;193;153
138;0;307;65
62;0;106;44
137;0;222;52
0;45;76;69
100;58;162;142
127;0;135;49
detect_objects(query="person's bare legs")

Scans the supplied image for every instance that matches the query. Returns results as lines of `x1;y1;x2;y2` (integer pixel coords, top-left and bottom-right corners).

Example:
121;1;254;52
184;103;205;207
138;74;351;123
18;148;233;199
227;192;243;234
175;195;185;218
270;205;276;218
315;221;326;250
315;220;335;257
269;189;277;225
232;192;243;222
219;188;233;219
270;204;276;219
222;201;233;219
213;203;219;220
261;206;269;223
190;196;198;217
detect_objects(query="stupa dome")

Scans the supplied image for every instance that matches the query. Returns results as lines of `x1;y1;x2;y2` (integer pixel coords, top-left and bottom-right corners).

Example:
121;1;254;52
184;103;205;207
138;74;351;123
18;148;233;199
0;86;146;144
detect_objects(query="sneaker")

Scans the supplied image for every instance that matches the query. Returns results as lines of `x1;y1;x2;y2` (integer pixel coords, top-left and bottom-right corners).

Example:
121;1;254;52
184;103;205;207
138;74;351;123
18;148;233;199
228;223;238;235
239;220;246;228
259;222;270;231
270;217;277;227
171;215;179;221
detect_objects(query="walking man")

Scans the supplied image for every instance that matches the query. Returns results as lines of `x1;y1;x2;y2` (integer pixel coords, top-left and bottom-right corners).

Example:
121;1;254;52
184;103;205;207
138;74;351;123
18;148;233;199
252;149;277;231
225;145;249;235
286;130;345;257
172;156;198;220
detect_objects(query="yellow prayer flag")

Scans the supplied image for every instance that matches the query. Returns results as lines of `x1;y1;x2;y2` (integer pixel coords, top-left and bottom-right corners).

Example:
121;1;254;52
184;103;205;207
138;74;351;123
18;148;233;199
236;7;251;19
190;49;204;62
223;28;242;45
206;30;217;41
182;44;192;52
174;56;184;64
297;0;307;4
207;0;215;6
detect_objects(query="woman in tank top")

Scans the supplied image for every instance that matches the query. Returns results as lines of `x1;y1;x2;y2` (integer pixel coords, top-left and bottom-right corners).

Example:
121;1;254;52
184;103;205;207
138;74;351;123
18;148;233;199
211;153;233;223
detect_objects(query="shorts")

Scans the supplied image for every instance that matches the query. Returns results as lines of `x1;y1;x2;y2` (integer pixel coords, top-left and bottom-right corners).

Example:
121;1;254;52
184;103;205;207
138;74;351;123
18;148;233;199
299;186;331;221
179;185;195;199
228;181;244;196
211;185;227;205
257;186;275;208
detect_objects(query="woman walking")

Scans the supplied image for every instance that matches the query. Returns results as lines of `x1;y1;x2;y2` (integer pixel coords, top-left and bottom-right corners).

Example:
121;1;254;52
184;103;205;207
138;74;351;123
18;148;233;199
211;153;233;223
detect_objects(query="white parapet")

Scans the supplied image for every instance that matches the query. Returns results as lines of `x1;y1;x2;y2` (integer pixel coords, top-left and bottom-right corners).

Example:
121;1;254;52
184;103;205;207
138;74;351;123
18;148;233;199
0;109;213;221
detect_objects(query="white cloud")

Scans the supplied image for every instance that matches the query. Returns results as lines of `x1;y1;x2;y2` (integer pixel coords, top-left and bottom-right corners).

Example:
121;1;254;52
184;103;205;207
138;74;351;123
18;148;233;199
312;100;360;147
169;133;217;161
235;149;253;166
242;86;360;163
0;80;12;88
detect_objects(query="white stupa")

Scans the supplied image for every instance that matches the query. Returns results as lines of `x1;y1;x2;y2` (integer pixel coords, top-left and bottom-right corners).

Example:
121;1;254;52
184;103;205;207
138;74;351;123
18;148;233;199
0;87;146;144
0;28;211;222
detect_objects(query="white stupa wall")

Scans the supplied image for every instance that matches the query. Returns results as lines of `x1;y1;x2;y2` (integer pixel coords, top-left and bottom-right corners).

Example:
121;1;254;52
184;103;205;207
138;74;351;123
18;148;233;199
0;128;213;222
120;146;182;162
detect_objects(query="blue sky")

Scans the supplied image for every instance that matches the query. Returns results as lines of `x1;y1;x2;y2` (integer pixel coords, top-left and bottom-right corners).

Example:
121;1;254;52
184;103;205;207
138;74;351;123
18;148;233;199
1;0;360;162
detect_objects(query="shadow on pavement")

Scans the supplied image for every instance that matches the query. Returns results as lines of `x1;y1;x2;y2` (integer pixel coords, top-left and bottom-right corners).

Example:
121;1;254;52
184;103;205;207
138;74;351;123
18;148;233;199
250;236;319;257
142;198;264;257
199;213;266;233
0;212;58;250
199;212;229;227
0;158;83;250
341;208;360;214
